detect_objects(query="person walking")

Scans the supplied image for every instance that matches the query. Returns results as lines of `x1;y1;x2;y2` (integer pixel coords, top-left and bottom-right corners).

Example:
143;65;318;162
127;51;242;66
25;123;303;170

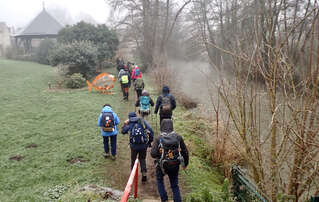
135;90;154;118
151;119;189;202
154;86;177;124
116;57;125;72
131;65;142;83
97;104;120;160
121;112;154;182
118;69;131;100
134;77;144;99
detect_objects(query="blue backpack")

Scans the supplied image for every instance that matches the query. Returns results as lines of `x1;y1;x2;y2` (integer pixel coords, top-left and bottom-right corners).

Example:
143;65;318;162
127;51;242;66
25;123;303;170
135;68;140;77
140;96;150;112
130;119;148;144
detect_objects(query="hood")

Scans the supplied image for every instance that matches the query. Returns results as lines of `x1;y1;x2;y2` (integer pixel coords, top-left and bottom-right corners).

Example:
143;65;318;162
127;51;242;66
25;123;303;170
129;116;140;123
162;86;170;95
128;112;139;123
101;106;113;113
128;112;137;118
160;119;174;133
142;90;149;96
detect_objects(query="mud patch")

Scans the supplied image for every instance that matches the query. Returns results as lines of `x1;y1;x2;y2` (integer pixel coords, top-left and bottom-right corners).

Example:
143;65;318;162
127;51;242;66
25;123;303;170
80;184;123;201
100;191;114;200
9;155;24;161
67;156;88;164
25;143;38;149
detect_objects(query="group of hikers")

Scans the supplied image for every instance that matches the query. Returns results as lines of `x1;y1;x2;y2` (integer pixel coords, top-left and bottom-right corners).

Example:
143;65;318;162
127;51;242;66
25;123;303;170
116;57;144;101
97;57;189;202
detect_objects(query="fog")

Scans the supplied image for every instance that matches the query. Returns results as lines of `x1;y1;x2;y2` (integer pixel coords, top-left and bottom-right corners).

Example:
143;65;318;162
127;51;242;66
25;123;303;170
0;0;110;27
167;59;230;119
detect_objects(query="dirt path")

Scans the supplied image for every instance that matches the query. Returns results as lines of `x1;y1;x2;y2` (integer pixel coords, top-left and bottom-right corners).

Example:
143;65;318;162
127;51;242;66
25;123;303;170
99;87;159;200
99;86;184;201
108;44;187;200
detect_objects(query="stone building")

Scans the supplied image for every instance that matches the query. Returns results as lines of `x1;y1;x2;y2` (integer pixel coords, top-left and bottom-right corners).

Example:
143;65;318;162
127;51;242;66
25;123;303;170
0;22;11;57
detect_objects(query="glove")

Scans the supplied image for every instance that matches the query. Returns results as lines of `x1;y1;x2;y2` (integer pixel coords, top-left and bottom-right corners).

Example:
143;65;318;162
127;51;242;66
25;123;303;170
124;119;129;125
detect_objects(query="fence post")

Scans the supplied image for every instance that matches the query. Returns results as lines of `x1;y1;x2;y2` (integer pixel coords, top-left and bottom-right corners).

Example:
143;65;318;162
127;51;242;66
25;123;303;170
134;163;139;198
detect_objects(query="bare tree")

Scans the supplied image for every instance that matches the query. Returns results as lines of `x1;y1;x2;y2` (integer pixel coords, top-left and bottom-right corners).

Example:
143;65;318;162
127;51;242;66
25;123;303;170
106;0;191;69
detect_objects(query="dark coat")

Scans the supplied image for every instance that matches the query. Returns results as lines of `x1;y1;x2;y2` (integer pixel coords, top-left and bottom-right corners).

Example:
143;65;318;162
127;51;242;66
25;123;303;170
154;86;176;117
151;119;189;168
121;112;154;150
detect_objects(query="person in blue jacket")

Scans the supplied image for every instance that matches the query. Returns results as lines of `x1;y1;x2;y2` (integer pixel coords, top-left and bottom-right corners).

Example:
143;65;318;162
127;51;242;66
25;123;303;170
154;86;177;124
121;112;154;182
97;104;120;160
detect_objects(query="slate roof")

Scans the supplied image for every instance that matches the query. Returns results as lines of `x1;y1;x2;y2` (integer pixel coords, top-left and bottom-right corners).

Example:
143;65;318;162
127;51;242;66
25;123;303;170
16;8;63;37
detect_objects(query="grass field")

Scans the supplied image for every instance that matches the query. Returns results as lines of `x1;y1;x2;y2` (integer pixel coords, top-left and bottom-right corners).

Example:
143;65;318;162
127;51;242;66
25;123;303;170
0;59;224;201
0;59;138;201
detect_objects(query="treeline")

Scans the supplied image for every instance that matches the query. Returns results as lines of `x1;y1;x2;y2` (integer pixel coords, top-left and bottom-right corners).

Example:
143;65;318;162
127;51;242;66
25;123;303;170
6;22;119;89
109;1;319;201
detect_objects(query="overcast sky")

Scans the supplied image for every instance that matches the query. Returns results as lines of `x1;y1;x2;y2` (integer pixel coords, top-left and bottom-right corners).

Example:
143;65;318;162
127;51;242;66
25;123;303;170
0;0;110;27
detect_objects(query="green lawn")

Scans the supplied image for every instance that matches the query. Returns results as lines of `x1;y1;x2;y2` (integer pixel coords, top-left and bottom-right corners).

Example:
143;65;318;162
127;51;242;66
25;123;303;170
0;59;138;201
0;59;224;201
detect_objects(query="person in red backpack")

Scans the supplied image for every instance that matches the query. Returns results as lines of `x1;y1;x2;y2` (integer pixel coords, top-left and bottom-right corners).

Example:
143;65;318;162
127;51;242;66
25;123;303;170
131;65;142;83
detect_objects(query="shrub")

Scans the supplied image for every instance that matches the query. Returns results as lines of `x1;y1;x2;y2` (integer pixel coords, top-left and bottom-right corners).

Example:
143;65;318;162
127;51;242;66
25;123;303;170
35;39;55;65
57;22;119;65
49;41;98;78
66;73;86;89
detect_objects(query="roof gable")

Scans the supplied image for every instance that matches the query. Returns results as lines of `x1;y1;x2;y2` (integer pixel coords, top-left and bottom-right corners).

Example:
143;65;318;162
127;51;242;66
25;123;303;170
18;9;63;36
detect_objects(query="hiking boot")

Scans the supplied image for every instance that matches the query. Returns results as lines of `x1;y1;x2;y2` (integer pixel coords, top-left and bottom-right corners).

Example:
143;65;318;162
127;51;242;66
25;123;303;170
142;173;147;182
103;153;110;158
111;155;116;160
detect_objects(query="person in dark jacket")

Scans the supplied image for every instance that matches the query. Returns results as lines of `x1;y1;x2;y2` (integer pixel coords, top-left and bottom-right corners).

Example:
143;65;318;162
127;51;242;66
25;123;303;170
118;69;131;100
135;90;154;118
122;112;154;182
154;86;177;124
151;119;189;202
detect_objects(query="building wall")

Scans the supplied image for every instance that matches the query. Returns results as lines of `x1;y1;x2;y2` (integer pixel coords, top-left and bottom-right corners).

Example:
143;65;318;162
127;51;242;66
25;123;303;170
0;22;12;57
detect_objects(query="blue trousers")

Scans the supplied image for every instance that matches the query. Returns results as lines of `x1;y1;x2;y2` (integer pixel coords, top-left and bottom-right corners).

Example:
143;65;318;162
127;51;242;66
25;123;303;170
156;168;181;202
103;135;117;156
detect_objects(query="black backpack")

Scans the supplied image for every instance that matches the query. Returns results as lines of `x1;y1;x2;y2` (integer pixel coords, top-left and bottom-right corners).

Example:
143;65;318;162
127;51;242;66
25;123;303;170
159;132;183;173
161;95;172;113
130;119;148;144
100;112;115;132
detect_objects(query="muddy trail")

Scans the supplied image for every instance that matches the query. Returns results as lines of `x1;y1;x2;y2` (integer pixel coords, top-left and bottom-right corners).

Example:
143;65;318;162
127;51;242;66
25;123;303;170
96;87;186;200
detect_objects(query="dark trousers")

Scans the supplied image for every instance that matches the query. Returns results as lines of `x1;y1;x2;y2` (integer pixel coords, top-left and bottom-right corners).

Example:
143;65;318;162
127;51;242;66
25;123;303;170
121;84;129;99
156;168;181;202
103;135;117;156
136;89;143;99
160;115;172;125
131;148;147;173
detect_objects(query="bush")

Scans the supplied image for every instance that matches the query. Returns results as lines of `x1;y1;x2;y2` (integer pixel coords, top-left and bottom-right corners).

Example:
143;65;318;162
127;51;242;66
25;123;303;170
49;41;98;78
35;39;55;65
66;73;86;89
57;22;119;65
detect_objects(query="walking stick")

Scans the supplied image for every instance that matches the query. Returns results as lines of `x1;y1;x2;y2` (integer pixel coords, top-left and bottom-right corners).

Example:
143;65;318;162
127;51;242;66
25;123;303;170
150;106;153;126
155;113;158;136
